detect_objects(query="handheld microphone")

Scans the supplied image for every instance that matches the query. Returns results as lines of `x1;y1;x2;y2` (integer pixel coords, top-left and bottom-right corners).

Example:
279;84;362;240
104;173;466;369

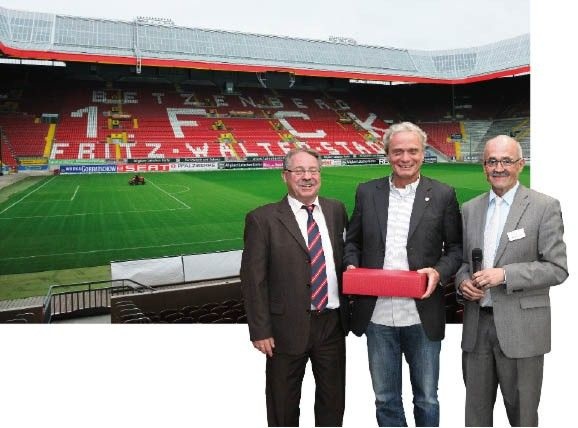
472;248;483;273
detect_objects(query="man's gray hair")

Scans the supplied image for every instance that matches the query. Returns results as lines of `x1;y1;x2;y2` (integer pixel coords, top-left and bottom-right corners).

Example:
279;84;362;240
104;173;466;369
383;122;427;154
283;147;322;170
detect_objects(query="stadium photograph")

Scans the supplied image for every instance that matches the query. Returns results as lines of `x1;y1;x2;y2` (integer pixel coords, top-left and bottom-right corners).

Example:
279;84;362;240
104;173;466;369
0;0;574;427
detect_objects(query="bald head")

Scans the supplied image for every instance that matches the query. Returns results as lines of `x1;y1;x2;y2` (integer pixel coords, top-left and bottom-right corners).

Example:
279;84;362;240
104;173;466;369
484;135;523;159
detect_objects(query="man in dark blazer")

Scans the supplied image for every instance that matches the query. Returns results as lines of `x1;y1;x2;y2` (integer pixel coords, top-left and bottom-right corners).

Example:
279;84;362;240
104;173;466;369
241;148;349;427
456;136;568;426
344;122;462;427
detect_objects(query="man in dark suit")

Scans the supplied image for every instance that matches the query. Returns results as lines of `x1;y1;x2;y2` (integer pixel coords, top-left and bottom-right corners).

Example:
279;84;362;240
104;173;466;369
241;148;349;427
344;122;462;427
456;136;568;426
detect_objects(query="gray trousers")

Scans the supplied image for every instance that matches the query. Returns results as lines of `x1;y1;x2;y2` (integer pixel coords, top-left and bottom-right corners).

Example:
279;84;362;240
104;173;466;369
462;309;544;427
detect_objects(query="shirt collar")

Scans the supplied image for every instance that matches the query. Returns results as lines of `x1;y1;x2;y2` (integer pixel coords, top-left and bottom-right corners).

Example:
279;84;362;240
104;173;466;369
489;181;519;207
389;175;420;195
287;194;320;215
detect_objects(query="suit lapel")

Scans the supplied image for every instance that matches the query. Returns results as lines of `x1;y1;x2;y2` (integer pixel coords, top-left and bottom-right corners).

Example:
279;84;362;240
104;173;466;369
494;186;530;265
408;177;432;240
276;197;308;254
372;177;390;245
473;193;490;251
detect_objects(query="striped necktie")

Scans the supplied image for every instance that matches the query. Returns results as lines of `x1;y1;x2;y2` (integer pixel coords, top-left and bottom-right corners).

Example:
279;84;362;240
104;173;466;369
303;204;328;310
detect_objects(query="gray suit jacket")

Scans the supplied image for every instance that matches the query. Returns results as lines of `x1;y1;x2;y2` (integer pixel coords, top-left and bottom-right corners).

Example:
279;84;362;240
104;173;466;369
240;196;349;355
456;185;568;358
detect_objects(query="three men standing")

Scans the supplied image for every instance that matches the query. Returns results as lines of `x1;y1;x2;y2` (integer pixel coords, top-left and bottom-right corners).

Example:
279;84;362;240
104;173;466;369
241;129;568;428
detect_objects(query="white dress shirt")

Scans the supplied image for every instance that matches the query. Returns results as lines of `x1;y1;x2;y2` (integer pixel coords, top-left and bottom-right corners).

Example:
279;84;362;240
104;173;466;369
480;181;519;307
371;176;421;327
287;195;340;310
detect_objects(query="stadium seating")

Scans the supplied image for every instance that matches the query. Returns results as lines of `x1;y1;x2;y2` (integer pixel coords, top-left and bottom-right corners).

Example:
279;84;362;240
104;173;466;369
4;82;384;160
0;138;18;169
110;281;246;324
114;298;247;324
0;113;49;158
0;73;529;163
420;122;461;158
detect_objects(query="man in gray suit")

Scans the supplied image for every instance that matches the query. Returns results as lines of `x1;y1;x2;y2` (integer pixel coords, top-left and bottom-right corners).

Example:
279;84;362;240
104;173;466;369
456;135;568;426
241;148;349;426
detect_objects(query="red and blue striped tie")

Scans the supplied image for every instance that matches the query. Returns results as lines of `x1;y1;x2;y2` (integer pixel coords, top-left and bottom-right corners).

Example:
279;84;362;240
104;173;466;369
303;204;328;310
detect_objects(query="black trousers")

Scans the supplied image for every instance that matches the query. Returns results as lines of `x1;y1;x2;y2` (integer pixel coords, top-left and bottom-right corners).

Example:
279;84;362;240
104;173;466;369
265;309;346;427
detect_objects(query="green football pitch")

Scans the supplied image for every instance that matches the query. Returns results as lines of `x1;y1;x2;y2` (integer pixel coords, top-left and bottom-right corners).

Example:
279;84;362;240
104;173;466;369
0;164;529;299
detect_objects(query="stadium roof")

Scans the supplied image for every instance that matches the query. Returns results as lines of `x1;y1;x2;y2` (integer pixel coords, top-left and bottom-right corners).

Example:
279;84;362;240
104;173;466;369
0;6;529;84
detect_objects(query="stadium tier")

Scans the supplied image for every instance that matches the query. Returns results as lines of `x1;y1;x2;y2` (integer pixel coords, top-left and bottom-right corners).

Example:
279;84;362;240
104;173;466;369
0;70;529;169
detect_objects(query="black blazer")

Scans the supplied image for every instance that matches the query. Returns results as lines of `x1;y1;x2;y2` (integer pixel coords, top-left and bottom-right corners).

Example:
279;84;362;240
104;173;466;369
241;196;349;354
344;176;462;341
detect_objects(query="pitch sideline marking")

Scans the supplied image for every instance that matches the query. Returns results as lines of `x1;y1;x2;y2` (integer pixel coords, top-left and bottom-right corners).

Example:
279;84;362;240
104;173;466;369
0;206;189;220
0;176;57;215
0;237;242;261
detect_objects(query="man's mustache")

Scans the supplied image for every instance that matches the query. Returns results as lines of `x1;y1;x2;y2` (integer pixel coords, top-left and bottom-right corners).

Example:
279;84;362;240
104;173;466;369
490;171;509;177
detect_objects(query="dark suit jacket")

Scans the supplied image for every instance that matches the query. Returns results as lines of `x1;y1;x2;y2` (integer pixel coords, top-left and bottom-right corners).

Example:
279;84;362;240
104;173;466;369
344;175;462;341
240;195;349;355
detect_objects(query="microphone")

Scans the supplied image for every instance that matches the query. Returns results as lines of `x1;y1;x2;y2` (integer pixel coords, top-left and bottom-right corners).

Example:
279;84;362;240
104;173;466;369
472;248;483;273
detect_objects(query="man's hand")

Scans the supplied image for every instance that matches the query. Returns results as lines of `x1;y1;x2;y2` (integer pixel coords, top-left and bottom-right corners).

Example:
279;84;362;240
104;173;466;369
346;265;356;271
459;279;485;301
252;337;275;357
472;268;505;290
418;267;440;299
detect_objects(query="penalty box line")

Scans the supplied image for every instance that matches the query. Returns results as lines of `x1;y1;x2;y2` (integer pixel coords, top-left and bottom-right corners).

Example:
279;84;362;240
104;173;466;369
147;178;191;209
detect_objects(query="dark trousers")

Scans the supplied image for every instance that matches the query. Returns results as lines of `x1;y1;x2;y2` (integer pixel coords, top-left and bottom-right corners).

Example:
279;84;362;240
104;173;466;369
265;309;346;427
463;309;544;427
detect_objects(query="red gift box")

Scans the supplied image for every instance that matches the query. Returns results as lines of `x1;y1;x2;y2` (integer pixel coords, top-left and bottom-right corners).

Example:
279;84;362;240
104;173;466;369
343;268;427;298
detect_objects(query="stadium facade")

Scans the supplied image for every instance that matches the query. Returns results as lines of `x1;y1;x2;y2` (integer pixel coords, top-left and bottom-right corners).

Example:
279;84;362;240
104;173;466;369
0;6;529;83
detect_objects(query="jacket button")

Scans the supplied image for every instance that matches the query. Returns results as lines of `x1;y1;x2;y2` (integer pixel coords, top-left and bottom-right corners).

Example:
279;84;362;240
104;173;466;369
306;283;311;288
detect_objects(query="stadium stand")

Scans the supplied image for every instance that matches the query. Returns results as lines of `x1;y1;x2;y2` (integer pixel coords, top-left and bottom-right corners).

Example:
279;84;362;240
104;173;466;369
0;67;529;165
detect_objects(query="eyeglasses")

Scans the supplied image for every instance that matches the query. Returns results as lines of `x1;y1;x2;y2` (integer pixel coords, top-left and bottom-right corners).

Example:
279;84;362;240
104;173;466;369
285;168;320;176
484;158;521;168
